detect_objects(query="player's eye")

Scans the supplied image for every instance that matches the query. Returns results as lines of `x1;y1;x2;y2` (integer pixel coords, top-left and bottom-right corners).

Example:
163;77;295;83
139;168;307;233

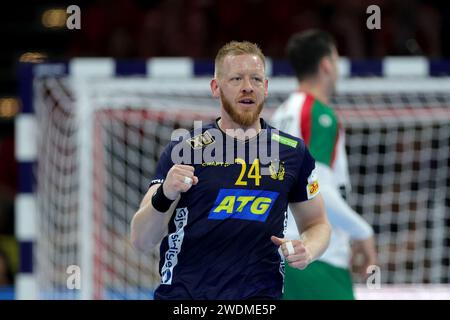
229;77;242;85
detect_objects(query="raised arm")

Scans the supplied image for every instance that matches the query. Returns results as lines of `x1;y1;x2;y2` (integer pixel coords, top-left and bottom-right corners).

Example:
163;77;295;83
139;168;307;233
130;164;198;253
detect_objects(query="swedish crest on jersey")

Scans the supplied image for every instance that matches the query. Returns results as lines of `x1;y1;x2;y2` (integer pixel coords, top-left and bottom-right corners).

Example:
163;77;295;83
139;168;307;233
269;159;285;181
187;131;215;149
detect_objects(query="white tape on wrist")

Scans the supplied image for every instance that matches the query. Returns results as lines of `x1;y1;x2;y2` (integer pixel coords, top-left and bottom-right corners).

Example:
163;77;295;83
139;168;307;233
183;176;193;185
285;241;295;256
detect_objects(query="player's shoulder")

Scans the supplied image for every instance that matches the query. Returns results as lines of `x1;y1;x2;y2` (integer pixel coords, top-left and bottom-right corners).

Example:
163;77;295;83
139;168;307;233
291;91;338;119
266;124;313;172
266;123;306;152
310;97;338;122
275;92;304;113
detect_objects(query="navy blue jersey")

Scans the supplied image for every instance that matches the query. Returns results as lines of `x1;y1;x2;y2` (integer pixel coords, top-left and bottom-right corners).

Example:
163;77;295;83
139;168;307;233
149;118;318;300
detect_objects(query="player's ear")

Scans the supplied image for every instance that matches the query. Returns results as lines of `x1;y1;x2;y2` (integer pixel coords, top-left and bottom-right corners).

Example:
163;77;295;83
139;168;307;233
210;78;220;98
320;56;333;77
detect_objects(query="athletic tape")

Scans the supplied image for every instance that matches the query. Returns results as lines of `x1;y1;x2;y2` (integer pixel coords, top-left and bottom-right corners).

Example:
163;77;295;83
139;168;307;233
286;241;295;255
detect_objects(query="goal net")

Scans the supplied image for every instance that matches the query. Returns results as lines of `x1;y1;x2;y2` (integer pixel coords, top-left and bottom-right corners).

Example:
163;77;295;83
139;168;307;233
31;71;450;299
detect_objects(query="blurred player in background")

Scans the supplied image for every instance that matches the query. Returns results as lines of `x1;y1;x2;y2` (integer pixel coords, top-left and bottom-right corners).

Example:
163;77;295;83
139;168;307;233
131;41;331;299
272;30;377;300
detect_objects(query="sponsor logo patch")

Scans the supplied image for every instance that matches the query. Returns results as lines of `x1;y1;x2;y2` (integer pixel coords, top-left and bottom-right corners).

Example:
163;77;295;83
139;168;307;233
187;131;215;149
209;189;279;222
271;133;298;148
160;207;189;285
306;168;320;199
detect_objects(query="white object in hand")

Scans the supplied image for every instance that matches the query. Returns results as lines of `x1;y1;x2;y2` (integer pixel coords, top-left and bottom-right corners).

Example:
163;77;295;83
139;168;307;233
285;241;295;256
183;176;193;185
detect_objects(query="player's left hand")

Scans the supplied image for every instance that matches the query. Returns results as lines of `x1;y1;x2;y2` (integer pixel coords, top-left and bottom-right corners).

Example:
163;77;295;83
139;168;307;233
271;236;312;270
351;236;377;278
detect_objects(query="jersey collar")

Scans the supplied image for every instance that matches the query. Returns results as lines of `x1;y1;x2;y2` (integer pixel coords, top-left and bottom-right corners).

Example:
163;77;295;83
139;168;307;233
214;117;268;143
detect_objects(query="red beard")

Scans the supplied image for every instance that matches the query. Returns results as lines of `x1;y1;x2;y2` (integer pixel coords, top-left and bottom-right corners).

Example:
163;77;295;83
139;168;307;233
220;92;264;127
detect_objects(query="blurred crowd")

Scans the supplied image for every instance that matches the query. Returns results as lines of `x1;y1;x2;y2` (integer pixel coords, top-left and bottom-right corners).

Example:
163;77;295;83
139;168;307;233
0;121;15;289
67;0;449;59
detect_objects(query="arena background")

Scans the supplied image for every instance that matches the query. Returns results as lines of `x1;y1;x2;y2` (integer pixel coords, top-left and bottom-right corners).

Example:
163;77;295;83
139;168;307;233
0;0;449;300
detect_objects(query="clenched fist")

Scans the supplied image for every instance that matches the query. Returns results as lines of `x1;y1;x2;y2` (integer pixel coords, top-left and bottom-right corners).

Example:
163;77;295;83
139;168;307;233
162;164;199;200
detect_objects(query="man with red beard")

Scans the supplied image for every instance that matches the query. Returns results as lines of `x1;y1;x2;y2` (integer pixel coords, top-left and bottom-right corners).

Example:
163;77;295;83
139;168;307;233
131;41;331;300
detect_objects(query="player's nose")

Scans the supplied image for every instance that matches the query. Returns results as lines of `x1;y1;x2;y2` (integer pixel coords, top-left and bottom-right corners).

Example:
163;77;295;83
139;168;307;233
240;77;254;93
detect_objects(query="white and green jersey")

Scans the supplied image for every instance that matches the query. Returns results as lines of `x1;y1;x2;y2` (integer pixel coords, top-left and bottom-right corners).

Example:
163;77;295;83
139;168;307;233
272;91;373;269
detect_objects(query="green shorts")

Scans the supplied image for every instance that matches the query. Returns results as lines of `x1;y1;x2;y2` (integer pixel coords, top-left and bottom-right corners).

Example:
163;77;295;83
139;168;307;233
282;260;355;300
